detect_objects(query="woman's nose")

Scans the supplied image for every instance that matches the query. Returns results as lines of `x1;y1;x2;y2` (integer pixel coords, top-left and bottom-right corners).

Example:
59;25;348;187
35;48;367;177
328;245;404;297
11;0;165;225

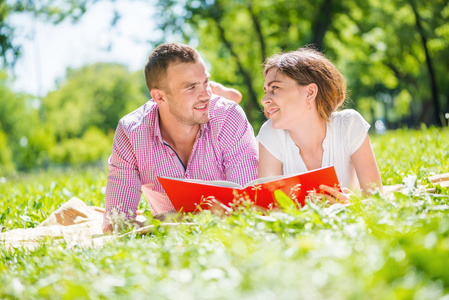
261;97;271;105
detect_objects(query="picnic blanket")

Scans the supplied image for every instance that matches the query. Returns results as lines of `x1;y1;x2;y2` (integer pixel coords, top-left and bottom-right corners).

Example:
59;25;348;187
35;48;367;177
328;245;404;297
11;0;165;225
0;197;121;251
1;173;448;251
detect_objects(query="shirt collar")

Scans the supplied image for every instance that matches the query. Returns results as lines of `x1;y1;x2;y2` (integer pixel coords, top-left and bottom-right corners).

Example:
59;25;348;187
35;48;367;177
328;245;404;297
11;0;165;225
200;95;220;137
152;100;164;143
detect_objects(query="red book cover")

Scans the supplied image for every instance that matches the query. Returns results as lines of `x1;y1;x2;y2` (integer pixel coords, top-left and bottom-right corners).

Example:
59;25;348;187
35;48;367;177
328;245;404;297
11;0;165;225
157;166;340;213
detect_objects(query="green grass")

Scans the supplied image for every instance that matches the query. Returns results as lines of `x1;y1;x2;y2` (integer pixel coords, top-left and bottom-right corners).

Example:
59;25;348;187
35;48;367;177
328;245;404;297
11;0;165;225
1;127;449;299
373;126;449;185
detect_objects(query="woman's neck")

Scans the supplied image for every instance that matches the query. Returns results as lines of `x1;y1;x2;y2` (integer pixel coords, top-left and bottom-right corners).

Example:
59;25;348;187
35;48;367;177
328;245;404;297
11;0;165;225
288;114;327;156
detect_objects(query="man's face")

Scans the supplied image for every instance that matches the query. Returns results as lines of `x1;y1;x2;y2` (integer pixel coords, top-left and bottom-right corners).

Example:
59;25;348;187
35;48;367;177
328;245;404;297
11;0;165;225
163;59;212;126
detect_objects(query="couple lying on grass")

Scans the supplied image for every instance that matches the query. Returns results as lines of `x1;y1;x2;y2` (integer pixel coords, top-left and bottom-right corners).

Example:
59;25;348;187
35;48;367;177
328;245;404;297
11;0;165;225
104;42;382;234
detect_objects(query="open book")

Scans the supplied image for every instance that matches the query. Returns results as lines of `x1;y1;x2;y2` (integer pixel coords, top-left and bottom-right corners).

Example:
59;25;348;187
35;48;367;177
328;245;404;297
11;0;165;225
156;166;340;213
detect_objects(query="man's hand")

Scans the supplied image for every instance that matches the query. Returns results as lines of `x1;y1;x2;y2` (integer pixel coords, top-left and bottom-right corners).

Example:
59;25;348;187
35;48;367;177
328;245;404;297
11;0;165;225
103;219;144;235
210;81;242;103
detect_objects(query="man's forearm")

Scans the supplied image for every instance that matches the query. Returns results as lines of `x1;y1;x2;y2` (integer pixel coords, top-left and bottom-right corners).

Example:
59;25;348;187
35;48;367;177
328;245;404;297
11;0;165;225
210;81;242;103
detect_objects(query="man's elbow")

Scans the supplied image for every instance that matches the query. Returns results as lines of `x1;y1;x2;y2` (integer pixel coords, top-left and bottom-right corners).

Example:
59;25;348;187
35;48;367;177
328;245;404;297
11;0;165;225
228;89;242;103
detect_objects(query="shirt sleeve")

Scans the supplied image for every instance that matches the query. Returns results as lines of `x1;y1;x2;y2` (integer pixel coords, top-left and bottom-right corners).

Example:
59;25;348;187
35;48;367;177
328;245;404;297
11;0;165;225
256;119;285;162
103;121;142;233
342;109;371;155
218;103;258;187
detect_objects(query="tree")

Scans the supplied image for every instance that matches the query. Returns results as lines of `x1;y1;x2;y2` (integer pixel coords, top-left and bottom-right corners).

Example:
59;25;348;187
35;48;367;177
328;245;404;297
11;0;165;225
44;62;147;140
152;0;449;128
1;62;149;171
0;0;93;68
333;0;449;127
153;0;352;129
0;69;49;171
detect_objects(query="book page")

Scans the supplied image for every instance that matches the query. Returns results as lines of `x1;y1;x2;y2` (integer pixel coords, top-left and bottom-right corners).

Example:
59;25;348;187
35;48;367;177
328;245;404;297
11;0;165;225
159;176;243;189
246;166;338;187
244;174;289;187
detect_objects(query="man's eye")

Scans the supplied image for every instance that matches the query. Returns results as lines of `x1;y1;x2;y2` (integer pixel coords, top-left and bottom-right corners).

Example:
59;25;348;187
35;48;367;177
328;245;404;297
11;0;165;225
188;85;195;90
272;86;279;91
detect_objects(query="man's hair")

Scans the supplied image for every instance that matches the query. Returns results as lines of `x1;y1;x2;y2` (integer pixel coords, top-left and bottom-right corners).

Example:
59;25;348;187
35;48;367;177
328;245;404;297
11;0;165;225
263;46;346;121
144;42;200;92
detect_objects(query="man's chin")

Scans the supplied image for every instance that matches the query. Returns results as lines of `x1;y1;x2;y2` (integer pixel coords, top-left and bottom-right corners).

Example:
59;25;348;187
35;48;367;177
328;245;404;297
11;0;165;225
198;115;210;125
194;110;210;124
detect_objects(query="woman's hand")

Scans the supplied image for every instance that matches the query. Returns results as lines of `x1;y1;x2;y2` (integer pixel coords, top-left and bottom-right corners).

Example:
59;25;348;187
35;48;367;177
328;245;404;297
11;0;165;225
310;185;351;205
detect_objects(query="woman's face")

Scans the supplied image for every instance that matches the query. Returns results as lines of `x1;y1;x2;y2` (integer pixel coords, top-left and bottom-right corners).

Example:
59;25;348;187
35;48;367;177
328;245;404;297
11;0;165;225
262;68;309;130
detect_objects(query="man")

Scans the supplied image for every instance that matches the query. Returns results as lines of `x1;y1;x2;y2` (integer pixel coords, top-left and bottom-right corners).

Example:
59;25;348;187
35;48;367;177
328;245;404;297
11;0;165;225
103;42;258;233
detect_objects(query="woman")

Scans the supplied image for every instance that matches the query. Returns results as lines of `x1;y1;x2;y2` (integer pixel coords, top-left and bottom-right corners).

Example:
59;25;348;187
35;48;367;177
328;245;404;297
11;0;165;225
257;47;382;203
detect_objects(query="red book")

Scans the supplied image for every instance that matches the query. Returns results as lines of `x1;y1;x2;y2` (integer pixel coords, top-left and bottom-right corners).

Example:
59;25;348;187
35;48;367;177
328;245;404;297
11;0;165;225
156;166;340;213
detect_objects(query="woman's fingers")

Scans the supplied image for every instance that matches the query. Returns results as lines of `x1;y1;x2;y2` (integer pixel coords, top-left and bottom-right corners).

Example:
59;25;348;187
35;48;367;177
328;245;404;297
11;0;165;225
308;185;350;204
314;193;337;205
341;187;351;194
319;185;341;198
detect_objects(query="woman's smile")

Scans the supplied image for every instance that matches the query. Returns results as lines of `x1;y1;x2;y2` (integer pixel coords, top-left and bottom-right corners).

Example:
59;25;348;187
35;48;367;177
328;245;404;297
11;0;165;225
266;106;280;116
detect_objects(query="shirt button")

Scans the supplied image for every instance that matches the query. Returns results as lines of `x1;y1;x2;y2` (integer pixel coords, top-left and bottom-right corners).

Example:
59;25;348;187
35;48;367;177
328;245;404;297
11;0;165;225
171;153;175;157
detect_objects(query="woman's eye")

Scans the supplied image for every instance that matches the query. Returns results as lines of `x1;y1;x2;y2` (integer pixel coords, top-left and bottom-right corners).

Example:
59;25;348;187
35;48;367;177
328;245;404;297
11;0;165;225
188;85;195;90
272;86;279;92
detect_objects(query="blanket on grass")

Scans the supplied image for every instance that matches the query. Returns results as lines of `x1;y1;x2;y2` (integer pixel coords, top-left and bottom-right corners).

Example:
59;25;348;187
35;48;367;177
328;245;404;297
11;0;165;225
1;173;448;251
0;197;177;251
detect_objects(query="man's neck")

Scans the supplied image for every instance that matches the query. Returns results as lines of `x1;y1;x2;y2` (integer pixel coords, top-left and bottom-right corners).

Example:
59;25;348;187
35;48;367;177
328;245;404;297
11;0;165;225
159;114;200;168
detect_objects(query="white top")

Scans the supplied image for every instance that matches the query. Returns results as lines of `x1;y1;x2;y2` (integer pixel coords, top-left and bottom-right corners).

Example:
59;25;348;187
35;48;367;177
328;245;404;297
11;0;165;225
256;109;370;189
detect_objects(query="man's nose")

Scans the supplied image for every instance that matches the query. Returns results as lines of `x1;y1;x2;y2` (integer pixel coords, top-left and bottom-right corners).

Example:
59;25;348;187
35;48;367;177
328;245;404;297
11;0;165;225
201;83;212;98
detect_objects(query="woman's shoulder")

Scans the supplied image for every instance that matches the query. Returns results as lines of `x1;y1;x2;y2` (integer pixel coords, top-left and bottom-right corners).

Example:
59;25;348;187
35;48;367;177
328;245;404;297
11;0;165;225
257;119;286;138
331;109;364;121
330;109;370;152
330;109;368;128
257;120;289;148
257;120;289;163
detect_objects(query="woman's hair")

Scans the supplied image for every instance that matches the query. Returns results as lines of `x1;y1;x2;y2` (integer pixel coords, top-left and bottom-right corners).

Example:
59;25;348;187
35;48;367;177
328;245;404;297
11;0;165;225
263;47;346;121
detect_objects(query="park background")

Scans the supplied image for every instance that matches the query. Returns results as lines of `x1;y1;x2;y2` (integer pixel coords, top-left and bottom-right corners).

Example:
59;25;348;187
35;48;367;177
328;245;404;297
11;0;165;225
1;0;448;176
1;1;449;299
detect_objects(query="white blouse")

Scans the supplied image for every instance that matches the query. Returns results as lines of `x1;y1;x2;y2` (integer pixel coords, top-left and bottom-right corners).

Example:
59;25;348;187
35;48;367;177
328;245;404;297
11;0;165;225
256;109;370;189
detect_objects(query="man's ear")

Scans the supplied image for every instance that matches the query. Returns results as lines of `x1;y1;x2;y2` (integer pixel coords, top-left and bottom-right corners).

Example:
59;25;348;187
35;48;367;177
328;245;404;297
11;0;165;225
150;88;166;105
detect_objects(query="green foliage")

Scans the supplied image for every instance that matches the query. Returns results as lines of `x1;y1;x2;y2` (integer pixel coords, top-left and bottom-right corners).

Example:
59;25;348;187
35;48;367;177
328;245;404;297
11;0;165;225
153;0;449;128
15;125;55;170
0;128;15;175
0;63;148;174
44;63;146;139
49;127;113;165
0;128;448;298
274;190;296;211
0;69;45;172
0;70;30;139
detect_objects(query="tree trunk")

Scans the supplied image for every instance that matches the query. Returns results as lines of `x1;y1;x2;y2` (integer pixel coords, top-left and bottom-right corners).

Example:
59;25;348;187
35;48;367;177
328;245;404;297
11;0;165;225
247;3;266;63
311;0;333;51
410;0;442;126
214;19;262;115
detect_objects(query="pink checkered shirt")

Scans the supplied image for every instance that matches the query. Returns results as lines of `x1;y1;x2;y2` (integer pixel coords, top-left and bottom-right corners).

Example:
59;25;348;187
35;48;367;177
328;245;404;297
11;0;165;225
103;95;258;231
